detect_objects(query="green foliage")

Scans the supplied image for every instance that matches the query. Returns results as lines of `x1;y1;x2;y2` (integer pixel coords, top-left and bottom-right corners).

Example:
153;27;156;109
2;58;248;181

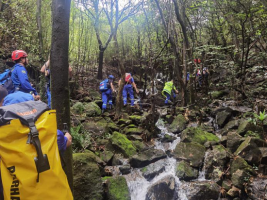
71;124;92;152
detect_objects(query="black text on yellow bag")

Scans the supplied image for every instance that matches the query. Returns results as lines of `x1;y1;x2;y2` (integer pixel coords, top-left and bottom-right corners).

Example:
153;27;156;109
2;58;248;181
0;101;73;200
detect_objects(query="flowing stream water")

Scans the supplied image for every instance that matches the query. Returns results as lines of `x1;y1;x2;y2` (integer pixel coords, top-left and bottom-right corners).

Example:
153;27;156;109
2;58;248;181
125;119;188;200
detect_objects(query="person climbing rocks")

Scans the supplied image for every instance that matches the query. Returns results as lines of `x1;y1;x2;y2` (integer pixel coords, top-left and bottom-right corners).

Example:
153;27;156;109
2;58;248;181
100;75;116;113
11;50;40;100
162;79;178;105
118;73;139;107
41;58;73;108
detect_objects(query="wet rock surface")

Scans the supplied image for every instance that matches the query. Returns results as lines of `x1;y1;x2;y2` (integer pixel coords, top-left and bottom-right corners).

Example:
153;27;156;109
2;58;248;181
141;159;166;181
172;142;205;167
145;175;176;200
130;149;167;168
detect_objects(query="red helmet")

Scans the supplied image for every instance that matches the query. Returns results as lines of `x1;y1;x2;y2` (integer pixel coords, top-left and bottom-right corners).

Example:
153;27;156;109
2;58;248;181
194;58;201;64
11;50;28;61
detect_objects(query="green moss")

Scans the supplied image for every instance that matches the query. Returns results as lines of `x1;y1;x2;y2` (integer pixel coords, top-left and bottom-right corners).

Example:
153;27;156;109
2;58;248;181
107;176;130;200
128;124;137;128
123;127;143;135
181;127;219;145
72;102;84;114
110;132;137;157
169;114;187;133
73;153;104;200
102;176;112;181
141;167;148;173
176;160;198;180
132;140;146;152
244;130;264;139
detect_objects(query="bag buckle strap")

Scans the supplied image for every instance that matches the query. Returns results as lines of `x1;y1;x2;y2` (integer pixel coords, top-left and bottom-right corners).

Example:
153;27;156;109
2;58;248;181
27;118;50;182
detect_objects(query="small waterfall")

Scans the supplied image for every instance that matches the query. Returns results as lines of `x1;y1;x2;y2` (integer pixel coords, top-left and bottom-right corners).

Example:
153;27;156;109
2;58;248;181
197;151;209;181
125;118;188;200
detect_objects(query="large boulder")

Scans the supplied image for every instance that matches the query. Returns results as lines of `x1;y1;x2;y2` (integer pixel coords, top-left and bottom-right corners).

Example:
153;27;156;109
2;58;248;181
230;156;255;177
83;118;110;137
211;90;229;99
216;109;232;128
226;131;243;153
84;102;102;117
141;159;166;181
130;149;167;168
176;160;198;181
237;120;262;136
72;102;85;115
110;132;137;158
220;119;240;135
73;152;104;200
204;145;229;183
172;142;205;167
180;127;219;145
145;175;176;200
231;169;248;189
168;114;187;134
106;176;130;200
234;137;263;164
246;177;267;200
184;181;221;200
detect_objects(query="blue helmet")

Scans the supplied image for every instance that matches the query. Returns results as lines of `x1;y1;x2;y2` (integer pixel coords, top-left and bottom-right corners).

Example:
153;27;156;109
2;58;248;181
108;75;114;79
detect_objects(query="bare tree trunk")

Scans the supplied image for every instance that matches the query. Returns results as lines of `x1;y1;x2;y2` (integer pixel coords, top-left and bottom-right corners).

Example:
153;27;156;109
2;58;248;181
97;49;104;79
50;0;73;191
36;0;43;60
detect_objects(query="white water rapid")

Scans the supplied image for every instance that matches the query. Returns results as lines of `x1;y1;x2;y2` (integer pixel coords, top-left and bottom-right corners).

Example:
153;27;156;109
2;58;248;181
125;119;188;200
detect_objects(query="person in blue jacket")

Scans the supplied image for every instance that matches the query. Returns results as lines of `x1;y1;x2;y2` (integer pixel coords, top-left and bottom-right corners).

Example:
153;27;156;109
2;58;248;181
118;73;139;107
100;75;115;113
11;50;40;100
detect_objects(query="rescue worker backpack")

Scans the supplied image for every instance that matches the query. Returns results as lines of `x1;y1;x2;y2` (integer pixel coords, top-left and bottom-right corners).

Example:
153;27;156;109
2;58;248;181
99;79;110;91
0;69;14;94
0;101;73;200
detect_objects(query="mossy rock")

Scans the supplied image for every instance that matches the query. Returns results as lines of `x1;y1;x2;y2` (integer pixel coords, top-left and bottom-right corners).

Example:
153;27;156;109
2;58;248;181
181;127;219;145
118;118;132;125
83;118;110;136
132;140;146;152
123;127;143;135
244;130;264;140
73;152;104;200
84;102;101;117
99;150;114;163
210;90;228;99
172;142;205;167
110;132;136;158
129;115;143;125
88;89;101;100
226;131;244;153
230;156;255;176
234;137;263;164
107;122;120;132
72;102;85;115
237;120;262;136
106;176;130;200
176;160;198;181
168;114;187;134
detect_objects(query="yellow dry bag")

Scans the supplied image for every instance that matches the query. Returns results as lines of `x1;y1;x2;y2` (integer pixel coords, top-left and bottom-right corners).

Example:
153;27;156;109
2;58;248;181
0;101;73;200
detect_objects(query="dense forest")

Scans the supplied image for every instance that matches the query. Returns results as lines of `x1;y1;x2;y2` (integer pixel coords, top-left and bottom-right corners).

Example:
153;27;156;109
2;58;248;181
0;0;267;199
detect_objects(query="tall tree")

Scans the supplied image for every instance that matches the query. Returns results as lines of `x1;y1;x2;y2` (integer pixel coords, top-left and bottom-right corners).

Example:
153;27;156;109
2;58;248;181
50;0;73;191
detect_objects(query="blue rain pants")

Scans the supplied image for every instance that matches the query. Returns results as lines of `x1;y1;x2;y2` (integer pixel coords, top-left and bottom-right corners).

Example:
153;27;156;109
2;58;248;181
123;84;134;106
164;91;176;104
102;89;113;110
